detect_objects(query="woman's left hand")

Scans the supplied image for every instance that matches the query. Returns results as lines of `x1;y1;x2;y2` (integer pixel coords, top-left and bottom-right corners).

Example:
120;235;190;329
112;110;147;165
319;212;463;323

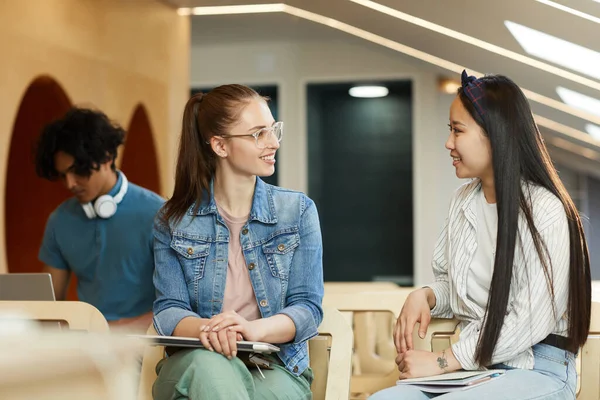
396;350;455;380
201;310;263;342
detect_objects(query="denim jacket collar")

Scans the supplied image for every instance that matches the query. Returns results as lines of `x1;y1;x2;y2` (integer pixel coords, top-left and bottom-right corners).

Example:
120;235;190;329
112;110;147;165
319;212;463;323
189;177;278;224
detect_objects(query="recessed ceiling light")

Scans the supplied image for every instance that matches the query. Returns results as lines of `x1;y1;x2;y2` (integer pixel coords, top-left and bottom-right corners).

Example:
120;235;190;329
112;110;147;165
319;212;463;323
556;87;600;118
178;4;285;16
178;3;600;124
505;21;600;81
349;86;389;98
585;124;600;141
349;0;600;92
535;0;600;25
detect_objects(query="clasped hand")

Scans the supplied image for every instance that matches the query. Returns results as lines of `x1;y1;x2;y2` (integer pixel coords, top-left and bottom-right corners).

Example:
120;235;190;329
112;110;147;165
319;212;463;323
198;310;263;359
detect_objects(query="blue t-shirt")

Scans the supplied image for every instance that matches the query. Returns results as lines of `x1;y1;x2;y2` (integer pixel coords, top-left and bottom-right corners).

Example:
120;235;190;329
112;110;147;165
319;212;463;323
39;173;164;321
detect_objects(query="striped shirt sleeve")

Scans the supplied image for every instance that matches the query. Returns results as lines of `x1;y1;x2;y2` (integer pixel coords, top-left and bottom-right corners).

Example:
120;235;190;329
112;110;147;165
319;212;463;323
428;217;454;319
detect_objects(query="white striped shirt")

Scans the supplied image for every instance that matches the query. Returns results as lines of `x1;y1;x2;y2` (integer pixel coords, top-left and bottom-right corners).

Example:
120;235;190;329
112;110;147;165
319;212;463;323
428;179;570;370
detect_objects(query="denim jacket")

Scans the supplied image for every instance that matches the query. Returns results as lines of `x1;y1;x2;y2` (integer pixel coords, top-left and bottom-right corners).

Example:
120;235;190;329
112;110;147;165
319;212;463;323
152;178;324;376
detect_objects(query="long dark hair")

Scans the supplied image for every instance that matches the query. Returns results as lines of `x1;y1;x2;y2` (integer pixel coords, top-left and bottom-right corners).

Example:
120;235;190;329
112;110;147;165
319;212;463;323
458;75;591;365
161;84;265;226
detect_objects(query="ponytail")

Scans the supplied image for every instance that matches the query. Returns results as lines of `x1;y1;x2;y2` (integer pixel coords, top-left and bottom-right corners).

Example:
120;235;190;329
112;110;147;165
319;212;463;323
161;93;215;226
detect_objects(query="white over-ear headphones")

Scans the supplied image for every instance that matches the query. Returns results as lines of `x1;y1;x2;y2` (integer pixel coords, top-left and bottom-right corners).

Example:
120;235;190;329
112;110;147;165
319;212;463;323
82;172;129;219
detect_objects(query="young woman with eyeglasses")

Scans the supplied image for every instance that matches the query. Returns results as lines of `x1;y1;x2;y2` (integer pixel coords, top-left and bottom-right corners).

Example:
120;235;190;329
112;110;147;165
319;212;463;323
152;85;324;399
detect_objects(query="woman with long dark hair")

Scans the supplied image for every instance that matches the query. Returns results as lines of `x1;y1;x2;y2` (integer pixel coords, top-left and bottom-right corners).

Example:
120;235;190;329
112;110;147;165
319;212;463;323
371;71;591;399
152;85;323;399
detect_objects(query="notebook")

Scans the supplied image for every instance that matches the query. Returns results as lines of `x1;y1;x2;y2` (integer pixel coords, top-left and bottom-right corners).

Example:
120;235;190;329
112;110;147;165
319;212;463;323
396;369;506;394
130;334;280;353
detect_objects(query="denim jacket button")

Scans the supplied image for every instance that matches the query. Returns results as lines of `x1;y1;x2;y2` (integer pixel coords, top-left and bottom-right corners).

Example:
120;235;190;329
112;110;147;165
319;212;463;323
187;247;194;255
277;244;285;251
248;263;255;270
293;366;299;373
260;300;268;307
242;228;249;235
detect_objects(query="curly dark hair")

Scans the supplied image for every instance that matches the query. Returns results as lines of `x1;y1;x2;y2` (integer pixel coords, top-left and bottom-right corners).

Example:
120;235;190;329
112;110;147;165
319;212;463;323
35;107;125;180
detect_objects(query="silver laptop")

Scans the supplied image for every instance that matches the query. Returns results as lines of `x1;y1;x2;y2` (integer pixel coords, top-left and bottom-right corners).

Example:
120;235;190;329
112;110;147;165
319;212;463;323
0;273;56;301
131;334;280;353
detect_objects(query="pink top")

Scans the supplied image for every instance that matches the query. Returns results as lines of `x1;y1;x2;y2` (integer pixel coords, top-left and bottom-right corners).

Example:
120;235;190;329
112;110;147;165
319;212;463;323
218;205;261;321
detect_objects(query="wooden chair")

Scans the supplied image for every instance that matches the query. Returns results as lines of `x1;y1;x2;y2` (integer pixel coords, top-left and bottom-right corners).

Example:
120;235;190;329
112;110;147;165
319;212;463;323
0;300;140;399
323;291;459;395
325;292;600;399
592;281;600;302
309;306;354;400
323;282;401;295
0;300;109;332
137;325;163;400
138;306;353;400
324;283;411;375
577;301;600;399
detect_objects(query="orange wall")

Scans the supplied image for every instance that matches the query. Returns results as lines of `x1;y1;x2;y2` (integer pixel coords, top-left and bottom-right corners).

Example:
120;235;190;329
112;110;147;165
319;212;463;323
0;0;189;274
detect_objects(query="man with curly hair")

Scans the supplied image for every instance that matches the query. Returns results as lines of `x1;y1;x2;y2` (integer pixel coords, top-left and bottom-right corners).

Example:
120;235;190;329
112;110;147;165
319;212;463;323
35;107;164;332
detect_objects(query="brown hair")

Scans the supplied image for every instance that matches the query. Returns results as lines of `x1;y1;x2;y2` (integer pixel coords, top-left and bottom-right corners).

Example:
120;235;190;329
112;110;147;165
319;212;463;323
161;84;265;226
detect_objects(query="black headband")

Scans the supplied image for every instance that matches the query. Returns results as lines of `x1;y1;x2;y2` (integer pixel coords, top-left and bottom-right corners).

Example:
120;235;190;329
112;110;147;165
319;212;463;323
461;70;486;119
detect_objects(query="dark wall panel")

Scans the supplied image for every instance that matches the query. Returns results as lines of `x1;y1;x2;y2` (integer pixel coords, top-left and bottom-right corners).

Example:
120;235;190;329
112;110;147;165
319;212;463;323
308;81;413;284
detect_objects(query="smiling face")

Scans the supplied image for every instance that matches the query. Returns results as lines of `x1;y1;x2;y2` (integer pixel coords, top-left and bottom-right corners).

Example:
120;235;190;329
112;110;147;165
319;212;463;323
446;96;493;182
212;98;280;178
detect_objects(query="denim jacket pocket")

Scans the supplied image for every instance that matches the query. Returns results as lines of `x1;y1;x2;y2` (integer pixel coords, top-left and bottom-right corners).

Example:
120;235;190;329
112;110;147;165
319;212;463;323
262;232;300;279
170;236;211;282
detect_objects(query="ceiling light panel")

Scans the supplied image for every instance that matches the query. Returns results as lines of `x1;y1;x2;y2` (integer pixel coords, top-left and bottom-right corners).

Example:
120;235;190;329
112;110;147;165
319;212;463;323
505;21;600;81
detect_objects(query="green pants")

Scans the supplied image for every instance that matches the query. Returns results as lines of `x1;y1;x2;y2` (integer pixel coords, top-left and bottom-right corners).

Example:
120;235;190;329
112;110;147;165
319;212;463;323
153;349;313;400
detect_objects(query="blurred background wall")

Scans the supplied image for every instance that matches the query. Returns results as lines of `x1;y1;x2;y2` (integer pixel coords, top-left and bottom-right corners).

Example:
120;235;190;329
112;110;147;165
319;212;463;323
0;0;189;276
1;0;599;287
187;9;600;285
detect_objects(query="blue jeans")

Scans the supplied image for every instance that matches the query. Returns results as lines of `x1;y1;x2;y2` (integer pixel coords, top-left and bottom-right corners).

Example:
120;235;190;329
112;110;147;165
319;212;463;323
369;344;577;400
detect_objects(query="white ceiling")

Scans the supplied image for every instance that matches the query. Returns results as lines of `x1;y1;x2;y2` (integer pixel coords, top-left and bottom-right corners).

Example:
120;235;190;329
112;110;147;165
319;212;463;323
162;0;600;175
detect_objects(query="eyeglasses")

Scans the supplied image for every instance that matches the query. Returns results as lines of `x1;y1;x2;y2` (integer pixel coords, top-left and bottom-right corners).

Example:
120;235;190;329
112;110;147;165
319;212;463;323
217;121;283;149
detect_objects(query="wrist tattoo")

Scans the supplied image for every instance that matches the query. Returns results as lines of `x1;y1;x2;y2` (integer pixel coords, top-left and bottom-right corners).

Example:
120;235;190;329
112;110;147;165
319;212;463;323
437;350;449;372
